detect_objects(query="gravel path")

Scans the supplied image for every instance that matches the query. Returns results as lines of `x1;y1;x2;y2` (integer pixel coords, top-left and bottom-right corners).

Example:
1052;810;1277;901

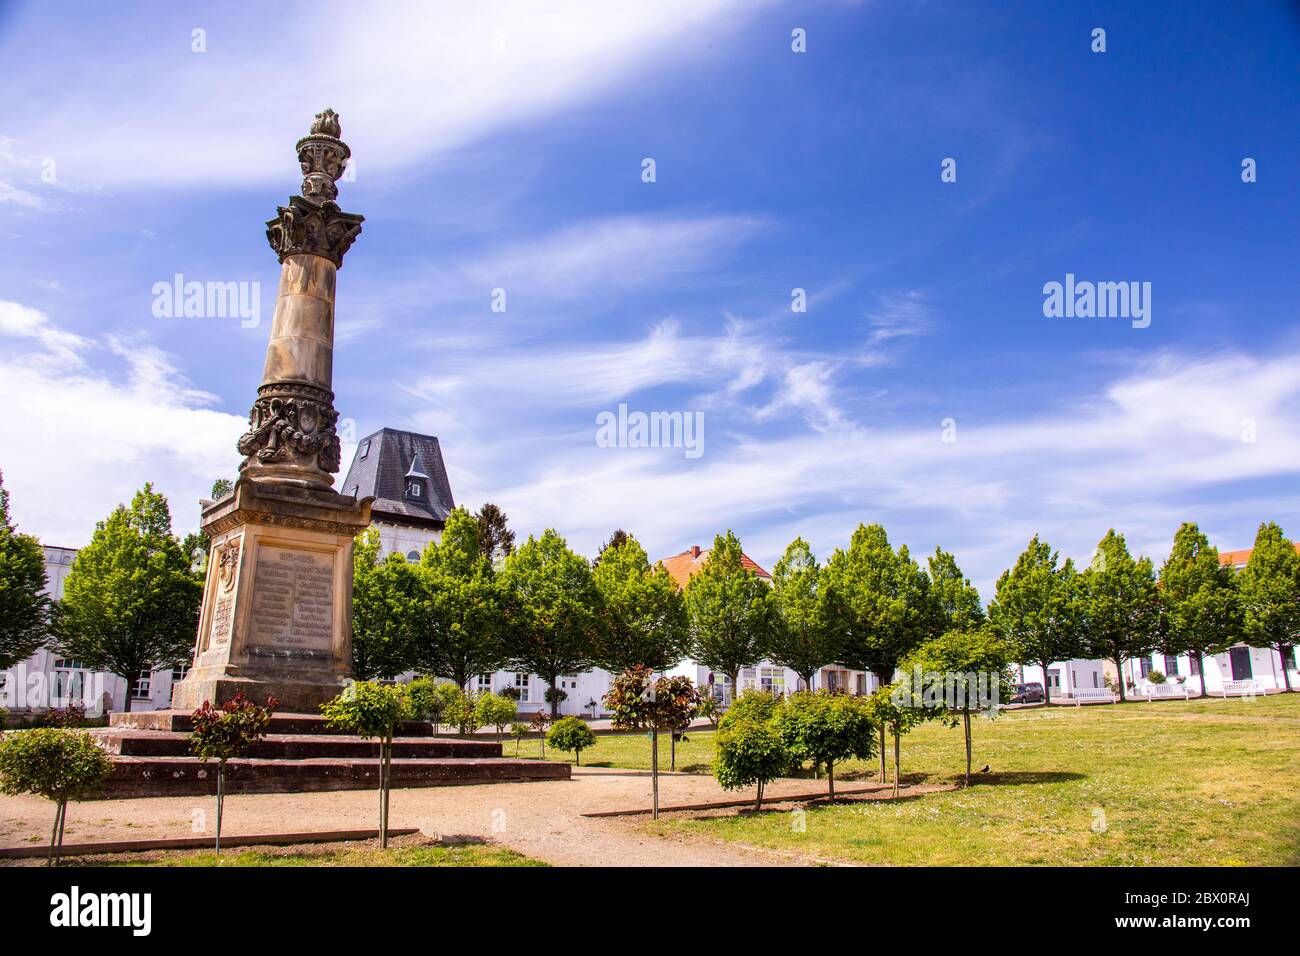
0;769;942;867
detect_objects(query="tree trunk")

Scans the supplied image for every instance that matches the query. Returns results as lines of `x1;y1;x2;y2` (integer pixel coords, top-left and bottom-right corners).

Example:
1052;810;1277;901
122;690;134;713
726;671;739;706
549;678;559;718
963;709;972;788
879;724;887;780
755;778;764;811
1280;646;1294;691
827;760;835;799
575;747;581;766
650;728;660;820
892;729;901;798
670;731;676;771
381;733;393;848
1115;658;1127;701
1195;651;1208;697
1040;661;1051;705
47;800;64;867
215;762;225;854
56;798;67;865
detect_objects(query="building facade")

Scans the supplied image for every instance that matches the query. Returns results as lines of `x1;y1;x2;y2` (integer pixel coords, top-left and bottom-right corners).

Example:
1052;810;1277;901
0;545;186;716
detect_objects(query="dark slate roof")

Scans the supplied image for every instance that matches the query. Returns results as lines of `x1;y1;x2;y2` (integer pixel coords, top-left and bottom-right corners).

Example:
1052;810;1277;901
340;428;455;529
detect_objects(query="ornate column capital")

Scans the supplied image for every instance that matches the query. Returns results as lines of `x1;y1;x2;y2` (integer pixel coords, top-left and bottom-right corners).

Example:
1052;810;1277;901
264;109;365;268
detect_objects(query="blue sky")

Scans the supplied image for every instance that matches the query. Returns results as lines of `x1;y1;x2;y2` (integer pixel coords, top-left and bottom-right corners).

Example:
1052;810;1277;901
1;0;1298;597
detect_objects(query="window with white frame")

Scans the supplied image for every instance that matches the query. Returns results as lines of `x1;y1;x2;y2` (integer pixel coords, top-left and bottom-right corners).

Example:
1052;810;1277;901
52;659;86;703
476;674;492;694
132;670;152;700
760;667;785;697
1046;668;1062;689
172;664;190;683
514;673;530;703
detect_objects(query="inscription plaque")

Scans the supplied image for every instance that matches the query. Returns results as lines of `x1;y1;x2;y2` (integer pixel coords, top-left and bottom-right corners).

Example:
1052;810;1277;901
250;546;335;650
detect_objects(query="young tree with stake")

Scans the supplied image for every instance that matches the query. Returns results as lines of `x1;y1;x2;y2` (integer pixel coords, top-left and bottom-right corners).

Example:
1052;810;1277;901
0;728;112;866
188;693;277;853
321;681;409;848
1079;530;1162;701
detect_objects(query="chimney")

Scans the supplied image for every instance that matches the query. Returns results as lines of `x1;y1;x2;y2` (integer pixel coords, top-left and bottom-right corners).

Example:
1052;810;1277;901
690;545;701;558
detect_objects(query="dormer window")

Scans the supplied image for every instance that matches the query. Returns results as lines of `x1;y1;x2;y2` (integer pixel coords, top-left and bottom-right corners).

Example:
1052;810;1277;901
404;452;429;503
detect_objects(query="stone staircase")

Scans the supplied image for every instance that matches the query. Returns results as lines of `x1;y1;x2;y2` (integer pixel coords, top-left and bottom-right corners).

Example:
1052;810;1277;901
93;711;568;798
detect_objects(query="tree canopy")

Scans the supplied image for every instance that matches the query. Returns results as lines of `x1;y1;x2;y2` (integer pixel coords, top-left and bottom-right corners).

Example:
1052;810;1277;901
683;530;776;698
53;484;201;710
591;534;689;673
0;471;50;670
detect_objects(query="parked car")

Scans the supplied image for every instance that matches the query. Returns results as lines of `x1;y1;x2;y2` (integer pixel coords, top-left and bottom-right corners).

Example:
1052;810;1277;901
1011;682;1045;704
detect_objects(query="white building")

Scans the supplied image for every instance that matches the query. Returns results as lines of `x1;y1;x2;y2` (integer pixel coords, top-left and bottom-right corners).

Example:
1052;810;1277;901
659;545;877;704
1016;659;1107;699
0;545;185;716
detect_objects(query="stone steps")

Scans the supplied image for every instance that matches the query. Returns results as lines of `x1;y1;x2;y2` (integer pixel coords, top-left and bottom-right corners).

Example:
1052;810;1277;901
96;710;569;798
98;754;569;799
109;710;437;737
94;728;503;760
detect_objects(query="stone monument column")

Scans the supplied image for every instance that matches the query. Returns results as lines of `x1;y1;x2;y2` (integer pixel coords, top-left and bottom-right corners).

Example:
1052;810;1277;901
172;110;373;714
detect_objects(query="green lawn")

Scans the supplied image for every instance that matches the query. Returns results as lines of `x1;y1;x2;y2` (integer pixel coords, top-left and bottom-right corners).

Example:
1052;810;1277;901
505;728;717;772
86;841;544;867
635;694;1300;866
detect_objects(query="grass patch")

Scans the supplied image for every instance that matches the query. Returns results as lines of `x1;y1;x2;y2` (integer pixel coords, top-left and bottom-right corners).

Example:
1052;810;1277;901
635;694;1300;866
504;729;716;773
70;837;545;868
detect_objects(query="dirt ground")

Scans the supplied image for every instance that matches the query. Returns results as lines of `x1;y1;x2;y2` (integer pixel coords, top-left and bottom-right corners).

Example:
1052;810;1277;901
0;768;945;867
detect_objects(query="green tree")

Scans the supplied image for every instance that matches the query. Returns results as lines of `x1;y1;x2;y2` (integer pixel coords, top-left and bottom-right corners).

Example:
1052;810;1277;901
713;709;791;811
903;626;1012;787
414;508;509;691
351;528;423;680
321;681;410;848
683;531;776;704
591;534;689;673
1238;522;1300;692
500;529;603;717
774;690;875;798
866;684;929;797
210;478;234;500
188;693;276;853
0;472;50;670
604;665;703;816
0;728;112;865
474;503;515;565
1158;523;1244;697
404;677;463;735
823;523;934;774
53;484;201;711
1079;529;1163;701
987;536;1084;705
547;715;597;765
474;691;517;742
767;537;843;691
927;547;985;632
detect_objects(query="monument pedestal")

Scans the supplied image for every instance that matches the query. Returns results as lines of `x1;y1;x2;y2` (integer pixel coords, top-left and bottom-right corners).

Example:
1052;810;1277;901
171;477;371;714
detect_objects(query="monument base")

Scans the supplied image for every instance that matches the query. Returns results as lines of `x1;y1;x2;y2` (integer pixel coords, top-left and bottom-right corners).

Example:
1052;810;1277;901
171;476;372;713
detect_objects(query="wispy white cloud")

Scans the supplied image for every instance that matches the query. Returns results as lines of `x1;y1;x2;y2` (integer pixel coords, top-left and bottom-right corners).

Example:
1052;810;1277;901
0;302;244;543
0;0;773;191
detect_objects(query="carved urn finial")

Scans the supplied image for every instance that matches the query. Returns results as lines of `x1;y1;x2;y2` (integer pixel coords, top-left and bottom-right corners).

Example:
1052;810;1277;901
295;108;351;204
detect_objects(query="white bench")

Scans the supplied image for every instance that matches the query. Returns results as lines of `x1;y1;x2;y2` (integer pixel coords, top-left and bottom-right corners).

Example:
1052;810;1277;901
1140;683;1189;701
1072;688;1117;705
1221;679;1264;698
